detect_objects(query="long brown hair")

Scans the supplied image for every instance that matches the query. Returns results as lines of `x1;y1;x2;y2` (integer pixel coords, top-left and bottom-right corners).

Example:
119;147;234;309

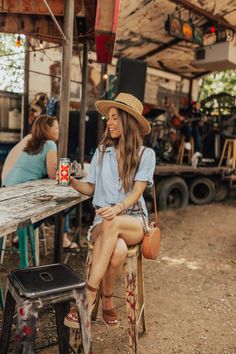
99;108;143;192
24;115;58;155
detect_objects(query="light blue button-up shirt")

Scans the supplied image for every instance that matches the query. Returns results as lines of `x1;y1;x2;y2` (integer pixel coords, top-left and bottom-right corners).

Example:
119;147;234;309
86;145;156;223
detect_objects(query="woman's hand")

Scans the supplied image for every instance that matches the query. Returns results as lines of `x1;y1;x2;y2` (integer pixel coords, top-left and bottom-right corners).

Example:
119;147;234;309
70;176;78;189
96;205;120;220
69;177;95;196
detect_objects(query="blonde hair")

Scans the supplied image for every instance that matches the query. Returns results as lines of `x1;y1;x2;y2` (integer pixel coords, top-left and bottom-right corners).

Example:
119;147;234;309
99;108;143;192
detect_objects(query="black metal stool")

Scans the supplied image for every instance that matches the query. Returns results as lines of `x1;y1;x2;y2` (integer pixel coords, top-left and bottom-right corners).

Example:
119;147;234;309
0;263;92;354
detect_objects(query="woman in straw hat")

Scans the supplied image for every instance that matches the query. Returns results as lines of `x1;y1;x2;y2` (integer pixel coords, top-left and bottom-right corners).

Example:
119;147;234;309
64;93;156;329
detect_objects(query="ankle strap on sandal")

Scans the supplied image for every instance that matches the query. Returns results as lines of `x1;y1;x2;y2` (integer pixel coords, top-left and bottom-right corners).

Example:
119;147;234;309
102;293;113;299
86;283;98;292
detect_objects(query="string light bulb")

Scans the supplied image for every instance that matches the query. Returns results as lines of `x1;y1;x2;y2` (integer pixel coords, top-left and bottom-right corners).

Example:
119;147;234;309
15;34;22;47
102;73;108;80
39;40;44;49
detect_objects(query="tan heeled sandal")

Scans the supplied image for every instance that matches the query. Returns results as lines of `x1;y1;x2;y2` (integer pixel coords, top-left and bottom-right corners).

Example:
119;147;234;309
64;283;98;329
102;293;120;329
64;307;80;329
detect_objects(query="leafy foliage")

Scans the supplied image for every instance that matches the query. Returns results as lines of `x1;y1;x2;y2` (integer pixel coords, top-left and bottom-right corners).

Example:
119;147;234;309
199;70;236;100
0;33;25;93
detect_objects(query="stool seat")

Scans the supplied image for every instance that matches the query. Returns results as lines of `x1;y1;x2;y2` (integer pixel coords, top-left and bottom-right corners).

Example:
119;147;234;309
0;263;92;354
9;263;85;298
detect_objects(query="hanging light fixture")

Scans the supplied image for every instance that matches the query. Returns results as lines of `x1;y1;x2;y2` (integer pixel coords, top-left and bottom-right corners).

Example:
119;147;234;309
165;14;203;45
182;21;193;41
15;34;22;47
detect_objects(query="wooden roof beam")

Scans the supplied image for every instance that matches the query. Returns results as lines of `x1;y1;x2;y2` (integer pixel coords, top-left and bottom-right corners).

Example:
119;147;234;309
137;37;182;60
192;71;211;80
158;60;190;80
43;0;68;43
0;0;82;16
170;0;236;32
0;13;88;44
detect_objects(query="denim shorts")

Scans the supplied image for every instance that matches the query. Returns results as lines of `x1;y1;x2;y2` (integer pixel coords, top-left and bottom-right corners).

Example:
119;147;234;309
87;207;147;241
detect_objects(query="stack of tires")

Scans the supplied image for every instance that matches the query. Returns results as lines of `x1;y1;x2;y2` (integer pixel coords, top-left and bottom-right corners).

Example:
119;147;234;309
154;176;228;211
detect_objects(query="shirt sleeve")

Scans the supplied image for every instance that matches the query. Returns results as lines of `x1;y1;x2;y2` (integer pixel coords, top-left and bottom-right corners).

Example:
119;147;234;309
134;147;156;186
44;140;57;153
86;148;100;184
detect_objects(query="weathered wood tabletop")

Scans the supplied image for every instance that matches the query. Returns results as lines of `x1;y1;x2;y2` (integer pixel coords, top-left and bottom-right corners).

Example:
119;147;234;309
0;179;90;261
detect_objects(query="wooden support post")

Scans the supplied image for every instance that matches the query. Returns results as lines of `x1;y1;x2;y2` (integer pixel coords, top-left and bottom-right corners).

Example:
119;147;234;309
97;63;107;144
188;78;193;106
58;0;74;158
22;36;30;138
79;42;89;168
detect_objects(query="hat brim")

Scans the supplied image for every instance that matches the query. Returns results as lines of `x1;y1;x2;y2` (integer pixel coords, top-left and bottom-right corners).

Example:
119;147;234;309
95;100;151;135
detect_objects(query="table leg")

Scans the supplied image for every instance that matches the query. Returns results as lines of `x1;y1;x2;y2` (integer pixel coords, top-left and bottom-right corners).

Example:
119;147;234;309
18;227;29;269
75;204;82;245
54;212;64;263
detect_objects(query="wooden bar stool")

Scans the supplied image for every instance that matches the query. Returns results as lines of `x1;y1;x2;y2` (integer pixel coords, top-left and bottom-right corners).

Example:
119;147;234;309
176;136;194;164
0;263;92;354
85;243;146;354
218;138;236;168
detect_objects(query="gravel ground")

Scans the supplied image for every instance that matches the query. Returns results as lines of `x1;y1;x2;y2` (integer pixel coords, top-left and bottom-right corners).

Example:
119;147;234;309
1;199;236;354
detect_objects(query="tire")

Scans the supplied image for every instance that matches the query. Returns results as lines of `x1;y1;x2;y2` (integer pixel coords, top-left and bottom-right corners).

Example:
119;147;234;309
212;179;229;202
156;177;189;211
189;177;215;205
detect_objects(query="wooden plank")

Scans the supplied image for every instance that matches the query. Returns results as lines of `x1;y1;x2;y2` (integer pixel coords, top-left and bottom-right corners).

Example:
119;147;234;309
0;179;57;202
155;164;232;176
0;14;87;44
0;0;82;16
0;179;90;234
0;211;20;235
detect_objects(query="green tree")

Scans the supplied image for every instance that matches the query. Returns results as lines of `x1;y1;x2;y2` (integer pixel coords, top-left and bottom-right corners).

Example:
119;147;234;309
199;70;236;100
0;33;25;93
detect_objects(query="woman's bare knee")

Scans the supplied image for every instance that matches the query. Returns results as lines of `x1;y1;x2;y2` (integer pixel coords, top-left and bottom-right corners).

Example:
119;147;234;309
110;238;128;268
100;218;118;236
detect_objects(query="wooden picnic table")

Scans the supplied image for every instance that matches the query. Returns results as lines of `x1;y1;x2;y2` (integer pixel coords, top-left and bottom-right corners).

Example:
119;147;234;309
0;178;90;263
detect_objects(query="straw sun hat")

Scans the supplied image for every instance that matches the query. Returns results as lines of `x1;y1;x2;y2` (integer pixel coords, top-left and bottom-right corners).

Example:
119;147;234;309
95;92;151;135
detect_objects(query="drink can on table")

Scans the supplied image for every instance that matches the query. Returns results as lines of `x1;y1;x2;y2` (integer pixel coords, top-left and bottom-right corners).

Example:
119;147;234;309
58;158;71;186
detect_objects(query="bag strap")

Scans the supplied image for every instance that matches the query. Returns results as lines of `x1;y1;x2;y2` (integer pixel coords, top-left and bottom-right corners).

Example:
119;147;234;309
136;147;158;228
153;183;158;227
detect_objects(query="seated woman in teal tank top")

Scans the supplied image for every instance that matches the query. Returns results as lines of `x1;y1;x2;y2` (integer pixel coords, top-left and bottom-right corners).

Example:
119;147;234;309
1;114;79;252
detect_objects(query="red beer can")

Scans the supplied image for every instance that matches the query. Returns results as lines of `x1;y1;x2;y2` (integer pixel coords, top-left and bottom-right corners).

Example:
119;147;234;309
58;158;71;186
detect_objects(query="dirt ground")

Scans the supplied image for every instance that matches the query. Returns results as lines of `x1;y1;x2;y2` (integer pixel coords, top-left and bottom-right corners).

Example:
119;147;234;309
1;199;236;354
